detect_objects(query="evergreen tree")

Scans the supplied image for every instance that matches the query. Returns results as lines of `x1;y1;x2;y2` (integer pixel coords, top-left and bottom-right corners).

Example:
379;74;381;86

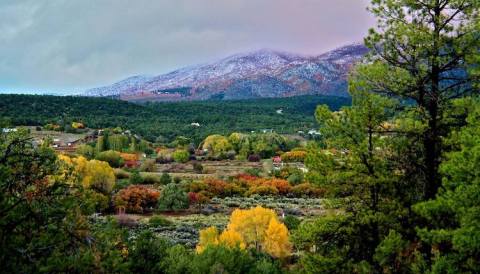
356;0;480;199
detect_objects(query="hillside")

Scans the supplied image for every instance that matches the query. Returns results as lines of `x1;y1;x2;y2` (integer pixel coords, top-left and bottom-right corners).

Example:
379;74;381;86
85;44;368;101
0;94;350;143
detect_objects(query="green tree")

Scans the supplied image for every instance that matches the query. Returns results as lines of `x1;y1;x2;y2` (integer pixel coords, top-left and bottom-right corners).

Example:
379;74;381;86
96;150;124;168
157;183;189;211
412;101;480;273
76;144;95;159
159;172;173;185
173;149;190;163
128;231;171;274
0;130;93;272
357;0;480;200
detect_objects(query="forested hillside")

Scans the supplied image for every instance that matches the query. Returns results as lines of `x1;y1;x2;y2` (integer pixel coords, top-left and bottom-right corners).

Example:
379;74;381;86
0;94;349;143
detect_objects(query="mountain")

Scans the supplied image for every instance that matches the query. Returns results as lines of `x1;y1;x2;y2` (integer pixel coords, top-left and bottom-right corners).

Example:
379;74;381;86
85;43;368;101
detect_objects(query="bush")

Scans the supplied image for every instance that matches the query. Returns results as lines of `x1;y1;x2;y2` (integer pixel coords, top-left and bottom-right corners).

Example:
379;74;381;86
287;172;304;185
193;162;204;174
114;169;130;179
96;150;124;168
115;185;160;213
128;231;171;273
244;168;262;177
142;174;160;185
156;150;173;164
283;215;301;230
114;179;131;191
149;215;173;227
159;172;172;185
76;144;95;159
246;185;279;196
281;150;307;162
173;149;190;163
188;192;210;207
190;245;255;274
248;154;261;162
129;171;144;184
291;183;325;197
140;159;156;172
157;183;189;211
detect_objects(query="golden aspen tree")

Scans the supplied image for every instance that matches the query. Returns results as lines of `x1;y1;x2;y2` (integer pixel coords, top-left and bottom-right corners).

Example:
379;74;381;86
196;226;219;253
263;218;292;258
227;206;277;250
218;229;246;249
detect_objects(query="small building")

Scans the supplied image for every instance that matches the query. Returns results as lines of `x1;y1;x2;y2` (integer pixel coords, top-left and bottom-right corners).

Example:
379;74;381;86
2;128;17;133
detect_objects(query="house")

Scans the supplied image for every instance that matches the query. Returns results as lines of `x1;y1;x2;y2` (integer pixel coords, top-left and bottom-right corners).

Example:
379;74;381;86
2;128;17;133
190;122;201;127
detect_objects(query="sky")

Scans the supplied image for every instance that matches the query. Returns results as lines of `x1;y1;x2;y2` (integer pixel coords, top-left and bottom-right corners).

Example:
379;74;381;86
0;0;375;94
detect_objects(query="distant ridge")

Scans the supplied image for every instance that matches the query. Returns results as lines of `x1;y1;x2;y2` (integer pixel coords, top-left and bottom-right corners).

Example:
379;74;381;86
85;43;369;101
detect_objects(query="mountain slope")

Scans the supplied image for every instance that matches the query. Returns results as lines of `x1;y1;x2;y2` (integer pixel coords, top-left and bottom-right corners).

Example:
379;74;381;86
85;43;368;101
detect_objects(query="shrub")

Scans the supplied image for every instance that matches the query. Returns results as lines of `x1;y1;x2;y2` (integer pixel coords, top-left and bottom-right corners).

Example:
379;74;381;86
115;185;160;213
281;151;307;162
244;168;262;177
76;144;95;159
157;183;189;211
248;154;261;162
142;174;160;185
149;215;173;227
129;171;144;184
159;172;172;185
173;149;190;163
283;215;301;230
128;231;171;273
140;159;156;172
188;192;211;207
96;150;124;168
114;179;131;191
156;150;173;163
246;185;279;196
291;183;325;197
264;179;292;194
193;162;204;174
114;169;130;179
287;172;304;185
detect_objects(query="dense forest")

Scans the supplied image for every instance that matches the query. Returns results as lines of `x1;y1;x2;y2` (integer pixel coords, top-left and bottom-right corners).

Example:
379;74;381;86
0;94;349;143
2;0;480;273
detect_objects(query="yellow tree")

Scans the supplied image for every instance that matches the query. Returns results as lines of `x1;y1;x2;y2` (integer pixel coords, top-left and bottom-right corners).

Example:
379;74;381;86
196;226;219;253
58;155;116;213
263;218;292;258
82;160;115;194
227;206;276;250
219;229;246;250
202;135;232;156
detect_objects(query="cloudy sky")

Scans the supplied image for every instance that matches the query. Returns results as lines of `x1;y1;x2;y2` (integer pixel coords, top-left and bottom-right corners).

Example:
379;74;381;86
0;0;374;94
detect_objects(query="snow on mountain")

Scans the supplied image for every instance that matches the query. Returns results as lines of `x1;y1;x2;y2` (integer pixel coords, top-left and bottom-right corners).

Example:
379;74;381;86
85;75;154;97
84;43;369;101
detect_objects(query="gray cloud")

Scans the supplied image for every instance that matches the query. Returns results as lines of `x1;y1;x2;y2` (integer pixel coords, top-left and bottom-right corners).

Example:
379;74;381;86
0;0;375;94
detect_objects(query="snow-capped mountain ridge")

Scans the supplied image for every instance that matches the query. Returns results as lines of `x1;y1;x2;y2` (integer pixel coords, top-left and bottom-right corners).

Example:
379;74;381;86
85;43;369;100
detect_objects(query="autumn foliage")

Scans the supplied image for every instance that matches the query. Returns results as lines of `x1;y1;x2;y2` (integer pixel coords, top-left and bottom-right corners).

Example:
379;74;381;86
196;206;292;258
114;185;160;213
281;151;307;162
